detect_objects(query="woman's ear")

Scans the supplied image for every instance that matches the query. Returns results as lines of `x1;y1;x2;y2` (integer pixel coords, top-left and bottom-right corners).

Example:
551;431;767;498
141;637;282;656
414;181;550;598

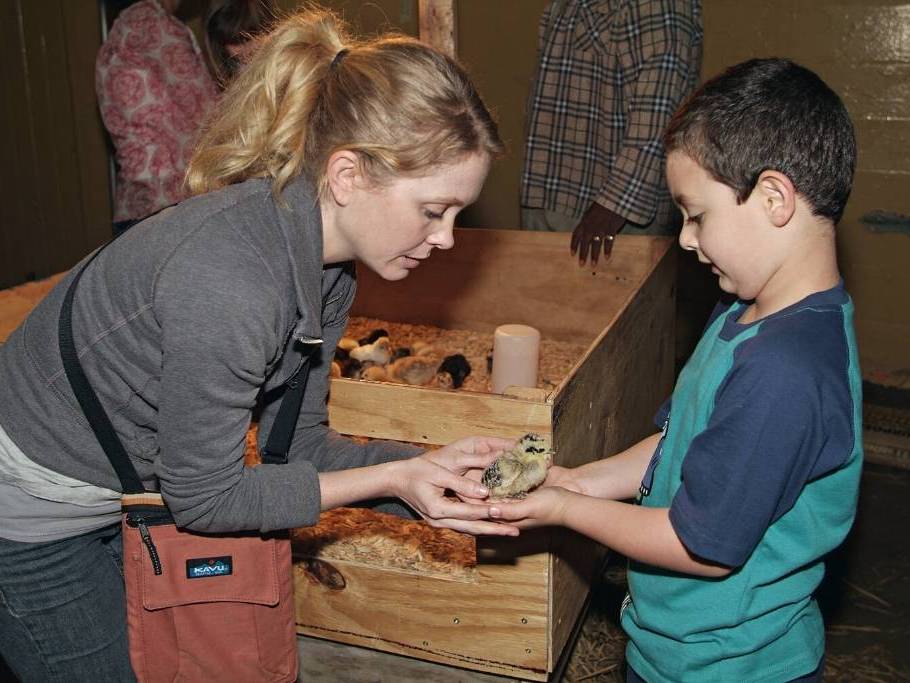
755;170;796;228
324;150;361;207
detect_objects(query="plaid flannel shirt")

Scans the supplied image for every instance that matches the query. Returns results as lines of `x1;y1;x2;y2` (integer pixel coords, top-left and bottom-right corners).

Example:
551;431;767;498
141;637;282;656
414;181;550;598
521;0;702;226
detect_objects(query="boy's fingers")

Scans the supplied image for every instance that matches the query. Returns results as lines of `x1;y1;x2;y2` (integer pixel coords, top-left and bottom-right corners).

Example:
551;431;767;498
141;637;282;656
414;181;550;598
430;518;520;536
488;502;528;521
431;498;495;521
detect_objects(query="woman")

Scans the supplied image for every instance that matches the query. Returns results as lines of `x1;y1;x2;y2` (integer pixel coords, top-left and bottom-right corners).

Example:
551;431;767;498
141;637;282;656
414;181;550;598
0;9;510;681
204;0;276;85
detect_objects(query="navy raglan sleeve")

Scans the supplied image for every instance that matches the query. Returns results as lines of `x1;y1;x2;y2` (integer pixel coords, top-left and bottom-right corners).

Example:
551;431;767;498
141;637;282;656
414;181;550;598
668;318;855;567
653;299;734;429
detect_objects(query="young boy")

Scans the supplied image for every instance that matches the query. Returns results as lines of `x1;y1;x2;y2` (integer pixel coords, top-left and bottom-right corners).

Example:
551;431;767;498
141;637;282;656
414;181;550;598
491;58;862;682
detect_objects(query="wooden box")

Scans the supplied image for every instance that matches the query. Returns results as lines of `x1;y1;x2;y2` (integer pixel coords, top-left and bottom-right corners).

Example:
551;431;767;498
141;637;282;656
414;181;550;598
295;229;676;680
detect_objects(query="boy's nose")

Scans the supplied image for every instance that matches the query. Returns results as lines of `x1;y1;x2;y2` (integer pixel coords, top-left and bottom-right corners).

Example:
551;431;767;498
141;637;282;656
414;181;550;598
679;222;698;252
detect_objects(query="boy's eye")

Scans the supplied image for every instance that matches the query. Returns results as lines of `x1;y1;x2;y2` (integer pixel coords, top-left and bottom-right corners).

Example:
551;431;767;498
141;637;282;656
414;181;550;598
687;213;704;226
423;208;445;220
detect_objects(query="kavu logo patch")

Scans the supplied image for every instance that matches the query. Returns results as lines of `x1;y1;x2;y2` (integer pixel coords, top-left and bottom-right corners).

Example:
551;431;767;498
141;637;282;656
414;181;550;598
186;556;233;579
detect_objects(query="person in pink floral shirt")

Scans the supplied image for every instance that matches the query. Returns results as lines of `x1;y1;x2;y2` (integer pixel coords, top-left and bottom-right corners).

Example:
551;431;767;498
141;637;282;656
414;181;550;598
96;0;218;232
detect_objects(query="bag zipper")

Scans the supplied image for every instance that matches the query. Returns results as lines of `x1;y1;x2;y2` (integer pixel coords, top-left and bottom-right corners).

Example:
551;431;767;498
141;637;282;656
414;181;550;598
127;515;163;575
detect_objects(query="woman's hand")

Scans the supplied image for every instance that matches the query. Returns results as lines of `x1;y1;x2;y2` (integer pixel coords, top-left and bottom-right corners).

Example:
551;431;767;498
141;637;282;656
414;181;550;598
387;451;519;536
422;435;516;485
488;487;573;529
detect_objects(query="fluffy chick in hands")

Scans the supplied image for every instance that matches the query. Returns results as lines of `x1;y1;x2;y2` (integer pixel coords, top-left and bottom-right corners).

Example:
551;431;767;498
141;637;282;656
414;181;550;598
481;433;553;499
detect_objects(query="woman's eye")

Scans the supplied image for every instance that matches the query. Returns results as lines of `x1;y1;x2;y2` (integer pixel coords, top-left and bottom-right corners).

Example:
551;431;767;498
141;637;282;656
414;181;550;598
688;213;703;225
423;208;444;220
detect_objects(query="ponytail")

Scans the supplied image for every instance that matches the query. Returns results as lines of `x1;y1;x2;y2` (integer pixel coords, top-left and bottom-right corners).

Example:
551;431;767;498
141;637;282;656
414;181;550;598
187;7;503;199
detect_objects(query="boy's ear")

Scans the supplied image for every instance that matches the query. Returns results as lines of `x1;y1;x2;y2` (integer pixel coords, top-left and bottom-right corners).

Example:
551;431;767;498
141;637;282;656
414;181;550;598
755;170;796;227
325;150;362;207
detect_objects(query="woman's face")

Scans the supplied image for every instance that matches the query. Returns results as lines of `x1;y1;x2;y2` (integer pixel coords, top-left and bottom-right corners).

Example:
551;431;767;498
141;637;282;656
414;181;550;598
330;153;491;281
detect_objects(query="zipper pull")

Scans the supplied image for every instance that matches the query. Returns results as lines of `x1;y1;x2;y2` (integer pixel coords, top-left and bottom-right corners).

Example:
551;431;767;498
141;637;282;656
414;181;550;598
136;519;163;576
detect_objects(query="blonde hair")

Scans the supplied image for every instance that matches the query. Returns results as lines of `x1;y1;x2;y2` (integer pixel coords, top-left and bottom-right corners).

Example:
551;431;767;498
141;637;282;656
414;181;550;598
187;7;504;199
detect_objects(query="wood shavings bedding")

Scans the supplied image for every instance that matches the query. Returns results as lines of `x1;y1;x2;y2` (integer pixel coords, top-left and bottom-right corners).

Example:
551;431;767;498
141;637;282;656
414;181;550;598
343;316;588;393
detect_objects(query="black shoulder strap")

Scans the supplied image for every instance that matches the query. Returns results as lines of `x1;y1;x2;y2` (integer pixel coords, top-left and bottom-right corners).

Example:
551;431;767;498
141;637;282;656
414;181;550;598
58;244;312;495
58;247;146;494
260;354;312;465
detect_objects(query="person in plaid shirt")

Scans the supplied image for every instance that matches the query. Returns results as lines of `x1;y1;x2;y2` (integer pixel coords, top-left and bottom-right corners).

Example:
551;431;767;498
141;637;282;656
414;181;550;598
521;0;702;266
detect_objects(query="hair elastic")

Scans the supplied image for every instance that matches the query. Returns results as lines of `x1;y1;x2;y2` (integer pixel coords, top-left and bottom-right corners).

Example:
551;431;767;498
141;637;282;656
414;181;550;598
331;48;349;69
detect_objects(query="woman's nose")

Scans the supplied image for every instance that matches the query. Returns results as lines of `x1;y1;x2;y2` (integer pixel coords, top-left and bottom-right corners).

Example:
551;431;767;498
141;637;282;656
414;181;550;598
429;221;456;251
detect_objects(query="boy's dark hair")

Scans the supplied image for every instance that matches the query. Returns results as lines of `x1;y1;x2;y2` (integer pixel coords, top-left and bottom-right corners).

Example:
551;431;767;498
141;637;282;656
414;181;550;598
664;58;857;223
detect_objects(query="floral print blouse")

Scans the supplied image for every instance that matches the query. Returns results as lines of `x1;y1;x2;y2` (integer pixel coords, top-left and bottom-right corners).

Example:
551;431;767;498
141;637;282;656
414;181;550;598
96;0;217;222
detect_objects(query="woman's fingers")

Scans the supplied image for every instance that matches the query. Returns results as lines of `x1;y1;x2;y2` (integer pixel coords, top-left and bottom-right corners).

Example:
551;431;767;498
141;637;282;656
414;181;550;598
440;469;490;500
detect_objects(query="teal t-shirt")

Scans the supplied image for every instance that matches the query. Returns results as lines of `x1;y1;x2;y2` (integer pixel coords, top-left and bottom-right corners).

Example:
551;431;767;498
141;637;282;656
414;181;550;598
622;283;863;682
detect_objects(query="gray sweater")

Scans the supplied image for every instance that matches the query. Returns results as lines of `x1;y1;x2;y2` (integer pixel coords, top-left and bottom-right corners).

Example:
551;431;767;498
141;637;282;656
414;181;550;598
0;176;418;533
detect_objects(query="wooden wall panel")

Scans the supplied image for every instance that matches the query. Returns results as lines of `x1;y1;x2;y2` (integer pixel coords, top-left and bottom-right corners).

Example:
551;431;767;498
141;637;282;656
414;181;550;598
702;0;910;372
0;0;110;289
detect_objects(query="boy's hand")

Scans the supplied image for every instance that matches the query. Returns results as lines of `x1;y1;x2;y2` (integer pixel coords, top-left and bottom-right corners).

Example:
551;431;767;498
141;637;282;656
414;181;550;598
541;465;585;494
488;487;573;529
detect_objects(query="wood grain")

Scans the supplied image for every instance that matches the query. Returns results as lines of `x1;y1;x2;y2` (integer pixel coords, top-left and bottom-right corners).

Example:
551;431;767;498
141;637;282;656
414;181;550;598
418;0;457;57
295;534;551;679
328;379;552;445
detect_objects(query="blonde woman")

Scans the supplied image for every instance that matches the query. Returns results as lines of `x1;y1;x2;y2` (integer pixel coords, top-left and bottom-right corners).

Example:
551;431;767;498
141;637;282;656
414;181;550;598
0;9;511;681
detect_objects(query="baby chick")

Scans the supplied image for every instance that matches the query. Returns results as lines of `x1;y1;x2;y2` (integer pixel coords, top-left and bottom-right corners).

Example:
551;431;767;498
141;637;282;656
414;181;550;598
388;355;438;385
358;328;390;347
350;337;392;366
411;341;438;357
361;365;389;382
436;354;471;390
481;433;553;499
337;337;359;353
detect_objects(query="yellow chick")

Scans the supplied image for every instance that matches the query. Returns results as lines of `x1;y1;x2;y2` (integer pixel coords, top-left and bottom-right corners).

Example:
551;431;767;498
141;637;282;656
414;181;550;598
350;337;392;366
361;365;389;382
388;355;438;385
481;433;553;499
337;337;359;352
411;341;438;357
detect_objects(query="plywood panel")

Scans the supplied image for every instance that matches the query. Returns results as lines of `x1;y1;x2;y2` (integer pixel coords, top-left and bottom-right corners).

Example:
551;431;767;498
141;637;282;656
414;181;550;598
351;229;663;342
296;534;551;679
328;380;552;445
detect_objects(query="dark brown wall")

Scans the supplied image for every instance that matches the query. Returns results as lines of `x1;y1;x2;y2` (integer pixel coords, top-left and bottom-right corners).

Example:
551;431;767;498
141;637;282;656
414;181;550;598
0;0;111;289
2;0;906;371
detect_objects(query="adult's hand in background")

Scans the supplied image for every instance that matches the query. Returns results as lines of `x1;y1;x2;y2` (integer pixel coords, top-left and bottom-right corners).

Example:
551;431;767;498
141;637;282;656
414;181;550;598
570;202;626;267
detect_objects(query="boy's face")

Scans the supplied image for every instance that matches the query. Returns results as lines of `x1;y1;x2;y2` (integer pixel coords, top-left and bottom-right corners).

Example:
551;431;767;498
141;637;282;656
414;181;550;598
666;151;781;301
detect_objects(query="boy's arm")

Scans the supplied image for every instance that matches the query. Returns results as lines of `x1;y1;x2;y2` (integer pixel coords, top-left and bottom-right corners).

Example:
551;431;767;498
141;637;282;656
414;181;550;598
553;432;662;500
490;492;731;578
